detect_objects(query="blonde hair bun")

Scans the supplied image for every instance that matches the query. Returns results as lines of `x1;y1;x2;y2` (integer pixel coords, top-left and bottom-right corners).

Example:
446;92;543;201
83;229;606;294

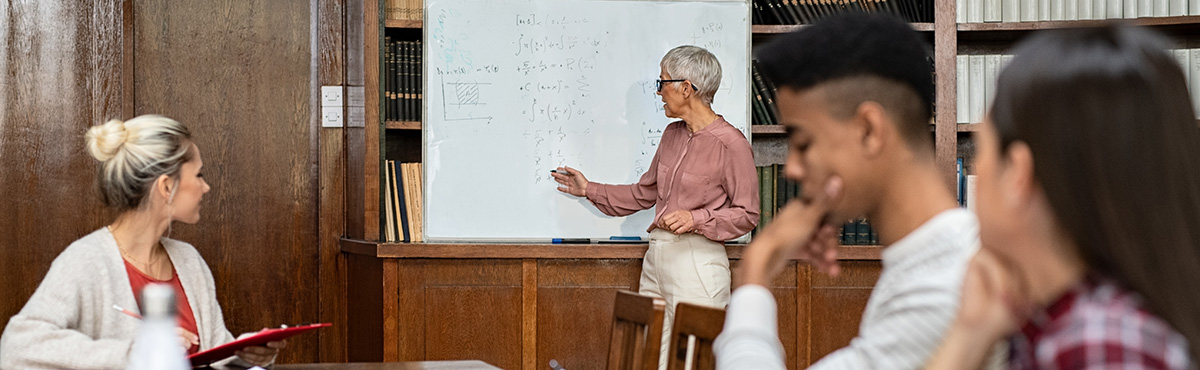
85;119;129;162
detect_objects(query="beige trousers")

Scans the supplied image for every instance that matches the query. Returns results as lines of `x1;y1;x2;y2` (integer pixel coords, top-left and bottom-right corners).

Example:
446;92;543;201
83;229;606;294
639;229;731;370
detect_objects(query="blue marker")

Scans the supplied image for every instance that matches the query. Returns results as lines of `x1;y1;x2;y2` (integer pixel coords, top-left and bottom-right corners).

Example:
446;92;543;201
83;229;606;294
552;238;590;244
599;236;644;244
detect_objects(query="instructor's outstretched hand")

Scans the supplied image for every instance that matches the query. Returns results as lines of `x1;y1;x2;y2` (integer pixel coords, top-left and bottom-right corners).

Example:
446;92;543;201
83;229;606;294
552;166;590;197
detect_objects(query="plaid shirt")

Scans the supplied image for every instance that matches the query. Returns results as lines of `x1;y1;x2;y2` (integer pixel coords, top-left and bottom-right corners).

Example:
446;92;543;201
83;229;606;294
1009;275;1194;370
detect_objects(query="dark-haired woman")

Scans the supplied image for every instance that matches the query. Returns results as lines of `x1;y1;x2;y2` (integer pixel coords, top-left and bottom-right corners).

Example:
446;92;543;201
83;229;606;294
926;25;1200;369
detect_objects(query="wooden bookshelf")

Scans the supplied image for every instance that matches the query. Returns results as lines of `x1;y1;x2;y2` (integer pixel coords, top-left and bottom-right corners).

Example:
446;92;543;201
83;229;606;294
384;19;422;29
384;120;421;130
750;124;787;135
956;16;1200;41
957;124;982;132
958;15;1200;31
753;22;934;33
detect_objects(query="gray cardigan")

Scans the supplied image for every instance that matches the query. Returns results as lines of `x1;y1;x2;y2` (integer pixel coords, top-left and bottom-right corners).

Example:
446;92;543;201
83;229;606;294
0;227;240;370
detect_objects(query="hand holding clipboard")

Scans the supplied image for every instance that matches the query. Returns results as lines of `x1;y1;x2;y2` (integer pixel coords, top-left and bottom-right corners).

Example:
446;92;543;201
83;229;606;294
189;323;330;367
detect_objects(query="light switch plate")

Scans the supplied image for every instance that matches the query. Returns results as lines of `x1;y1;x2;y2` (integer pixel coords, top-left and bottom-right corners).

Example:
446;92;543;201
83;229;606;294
321;106;343;127
321;86;343;107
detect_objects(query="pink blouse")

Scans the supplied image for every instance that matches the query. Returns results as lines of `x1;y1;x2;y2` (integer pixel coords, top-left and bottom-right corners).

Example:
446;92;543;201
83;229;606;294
586;116;760;242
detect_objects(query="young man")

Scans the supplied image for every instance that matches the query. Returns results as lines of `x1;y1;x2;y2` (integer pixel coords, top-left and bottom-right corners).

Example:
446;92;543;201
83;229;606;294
714;14;998;370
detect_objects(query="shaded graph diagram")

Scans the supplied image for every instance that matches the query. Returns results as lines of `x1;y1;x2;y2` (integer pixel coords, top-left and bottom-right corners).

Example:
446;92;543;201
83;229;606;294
440;75;494;121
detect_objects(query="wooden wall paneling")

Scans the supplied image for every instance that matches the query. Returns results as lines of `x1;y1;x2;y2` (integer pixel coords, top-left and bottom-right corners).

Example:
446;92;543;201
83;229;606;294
522;259;538;370
318;0;348;361
934;0;960;189
361;0;381;241
382;259;401;361
133;0;318;363
536;259;642;370
771;262;799;370
396;259;426;361
347;253;385;361
729;259;800;369
123;0;135;118
0;0;127;333
805;261;881;363
418;260;524;370
345;0;374;240
796;264;813;367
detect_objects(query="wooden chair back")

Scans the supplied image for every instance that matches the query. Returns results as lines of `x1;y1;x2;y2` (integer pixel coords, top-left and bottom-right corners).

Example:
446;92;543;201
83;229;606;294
666;302;726;370
606;290;666;370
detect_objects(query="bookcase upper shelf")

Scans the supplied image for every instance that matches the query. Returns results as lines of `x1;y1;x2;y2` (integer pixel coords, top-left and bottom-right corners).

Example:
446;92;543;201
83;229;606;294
385;19;421;29
958;15;1200;31
753;22;934;33
385;121;420;130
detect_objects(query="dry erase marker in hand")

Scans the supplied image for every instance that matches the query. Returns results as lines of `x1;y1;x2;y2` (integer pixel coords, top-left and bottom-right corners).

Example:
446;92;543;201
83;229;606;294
550;170;572;175
112;304;143;320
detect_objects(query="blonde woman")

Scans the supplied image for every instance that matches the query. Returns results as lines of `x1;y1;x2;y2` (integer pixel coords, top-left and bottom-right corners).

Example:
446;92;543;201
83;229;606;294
0;115;283;369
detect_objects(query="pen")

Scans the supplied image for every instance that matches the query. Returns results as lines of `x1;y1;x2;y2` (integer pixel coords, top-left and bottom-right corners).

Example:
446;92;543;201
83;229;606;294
112;304;143;320
550;170;572;175
552;238;590;244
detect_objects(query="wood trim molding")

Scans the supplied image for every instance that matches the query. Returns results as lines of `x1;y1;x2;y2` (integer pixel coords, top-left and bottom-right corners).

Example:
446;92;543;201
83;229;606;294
339;238;884;260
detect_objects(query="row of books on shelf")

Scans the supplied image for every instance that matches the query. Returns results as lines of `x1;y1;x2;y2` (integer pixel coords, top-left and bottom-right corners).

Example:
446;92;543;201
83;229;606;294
384;160;424;243
957;0;1200;23
384;0;423;21
383;38;423;122
756;165;879;245
753;0;934;24
958;50;1200;124
956;54;1014;124
1167;48;1200;119
750;61;781;126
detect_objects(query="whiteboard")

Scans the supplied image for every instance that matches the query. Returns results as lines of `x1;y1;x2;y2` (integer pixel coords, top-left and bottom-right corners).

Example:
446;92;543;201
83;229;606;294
423;0;751;241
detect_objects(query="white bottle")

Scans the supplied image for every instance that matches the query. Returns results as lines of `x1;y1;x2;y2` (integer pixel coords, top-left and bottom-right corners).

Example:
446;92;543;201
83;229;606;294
126;284;190;370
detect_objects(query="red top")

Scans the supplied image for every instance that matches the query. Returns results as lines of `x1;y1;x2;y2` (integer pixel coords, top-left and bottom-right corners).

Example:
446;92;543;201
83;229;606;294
1009;274;1193;369
125;259;200;354
585;117;760;242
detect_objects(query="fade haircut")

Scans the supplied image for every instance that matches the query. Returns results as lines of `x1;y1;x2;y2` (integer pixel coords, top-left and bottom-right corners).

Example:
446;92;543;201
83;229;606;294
755;13;934;153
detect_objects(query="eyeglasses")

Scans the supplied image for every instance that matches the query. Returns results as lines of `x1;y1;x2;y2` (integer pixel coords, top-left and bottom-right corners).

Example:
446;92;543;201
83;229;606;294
656;79;698;92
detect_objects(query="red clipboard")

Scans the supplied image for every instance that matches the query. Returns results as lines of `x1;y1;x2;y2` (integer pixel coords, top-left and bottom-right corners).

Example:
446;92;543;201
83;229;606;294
189;323;330;367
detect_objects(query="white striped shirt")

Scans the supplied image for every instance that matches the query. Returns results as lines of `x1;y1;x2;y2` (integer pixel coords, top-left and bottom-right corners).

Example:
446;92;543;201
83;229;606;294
715;208;981;370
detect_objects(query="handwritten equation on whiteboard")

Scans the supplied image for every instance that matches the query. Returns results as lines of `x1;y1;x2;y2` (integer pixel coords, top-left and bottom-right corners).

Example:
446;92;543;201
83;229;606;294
421;0;750;240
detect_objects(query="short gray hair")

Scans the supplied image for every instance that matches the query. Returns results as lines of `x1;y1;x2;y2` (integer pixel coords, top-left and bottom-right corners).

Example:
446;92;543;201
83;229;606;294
85;115;193;211
660;45;722;104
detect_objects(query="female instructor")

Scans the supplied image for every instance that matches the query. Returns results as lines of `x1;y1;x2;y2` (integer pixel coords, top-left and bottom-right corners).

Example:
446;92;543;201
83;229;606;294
552;45;759;368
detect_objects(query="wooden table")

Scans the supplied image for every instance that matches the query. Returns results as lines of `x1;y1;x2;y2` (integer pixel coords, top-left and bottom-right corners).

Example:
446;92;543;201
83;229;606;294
245;361;503;370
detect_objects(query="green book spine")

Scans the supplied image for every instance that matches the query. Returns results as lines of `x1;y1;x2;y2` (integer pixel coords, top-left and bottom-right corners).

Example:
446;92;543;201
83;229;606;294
856;218;870;245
